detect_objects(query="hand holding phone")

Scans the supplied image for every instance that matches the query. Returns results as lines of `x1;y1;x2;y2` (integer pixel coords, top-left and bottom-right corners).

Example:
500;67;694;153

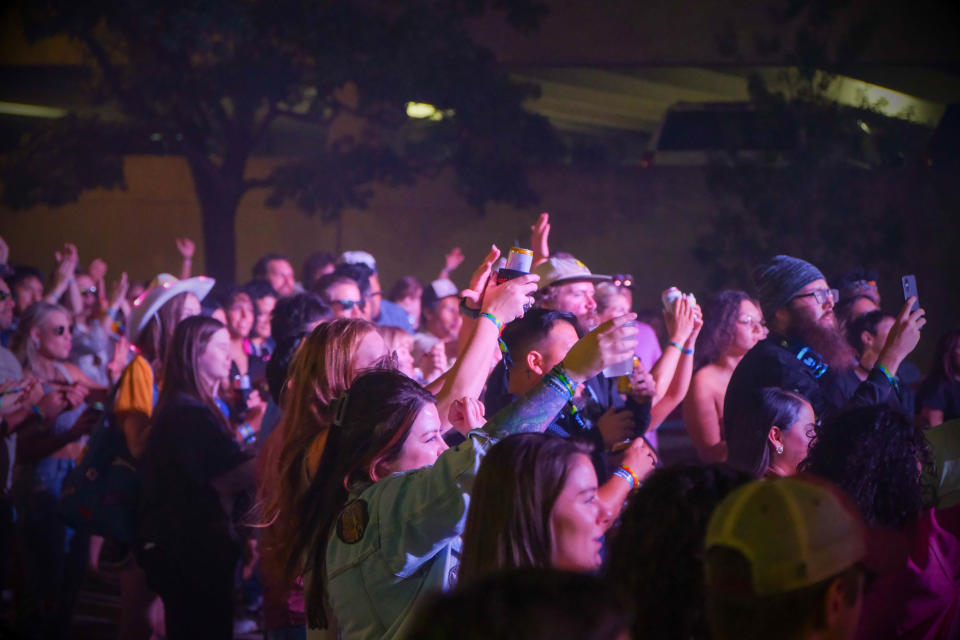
901;275;919;312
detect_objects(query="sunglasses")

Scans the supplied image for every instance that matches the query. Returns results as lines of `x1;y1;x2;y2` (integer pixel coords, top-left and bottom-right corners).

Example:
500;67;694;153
80;286;98;296
334;299;366;312
612;274;634;288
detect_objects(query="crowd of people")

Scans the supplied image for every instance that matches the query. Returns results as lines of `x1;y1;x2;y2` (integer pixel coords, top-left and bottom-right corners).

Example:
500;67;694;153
0;211;956;640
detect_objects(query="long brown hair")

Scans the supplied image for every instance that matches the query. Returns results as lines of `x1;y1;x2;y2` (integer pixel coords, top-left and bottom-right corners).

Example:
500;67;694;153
257;319;376;586
298;369;434;627
137;291;189;377
155;315;227;429
458;433;592;587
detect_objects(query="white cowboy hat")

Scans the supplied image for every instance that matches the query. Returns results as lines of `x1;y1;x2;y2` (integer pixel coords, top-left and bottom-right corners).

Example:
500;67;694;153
126;273;215;342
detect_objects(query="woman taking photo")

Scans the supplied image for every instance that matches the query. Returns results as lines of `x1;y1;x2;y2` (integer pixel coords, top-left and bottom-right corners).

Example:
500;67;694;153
286;307;635;639
682;290;767;462
138;315;256;639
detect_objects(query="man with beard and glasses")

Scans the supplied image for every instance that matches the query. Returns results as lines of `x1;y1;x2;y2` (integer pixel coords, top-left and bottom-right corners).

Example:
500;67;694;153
724;255;925;425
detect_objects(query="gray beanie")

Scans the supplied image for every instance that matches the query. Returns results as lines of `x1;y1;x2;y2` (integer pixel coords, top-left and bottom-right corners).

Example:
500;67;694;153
752;255;826;314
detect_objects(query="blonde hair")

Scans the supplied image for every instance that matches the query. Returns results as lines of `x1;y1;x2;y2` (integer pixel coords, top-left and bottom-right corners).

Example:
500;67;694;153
11;301;71;373
257;318;376;579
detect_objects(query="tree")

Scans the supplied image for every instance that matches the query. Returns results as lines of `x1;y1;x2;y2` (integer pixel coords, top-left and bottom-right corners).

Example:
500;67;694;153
696;0;941;291
1;0;562;283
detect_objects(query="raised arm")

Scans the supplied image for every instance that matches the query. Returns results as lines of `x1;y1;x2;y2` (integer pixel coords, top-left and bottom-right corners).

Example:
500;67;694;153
436;267;537;432
649;303;702;429
649;295;696;401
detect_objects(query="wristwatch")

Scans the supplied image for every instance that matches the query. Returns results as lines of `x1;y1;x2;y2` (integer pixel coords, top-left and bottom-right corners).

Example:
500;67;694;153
459;297;481;319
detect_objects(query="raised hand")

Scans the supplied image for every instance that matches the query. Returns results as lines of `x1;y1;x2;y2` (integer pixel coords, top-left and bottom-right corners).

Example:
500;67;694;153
563;313;639;383
442;247;465;275
620;436;658;483
175;237;195;260
530;212;550;268
878;297;927;373
448;396;486;433
459;245;502;310
480;273;539;326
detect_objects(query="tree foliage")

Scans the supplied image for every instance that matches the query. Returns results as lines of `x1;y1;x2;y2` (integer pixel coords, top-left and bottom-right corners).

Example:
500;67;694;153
2;0;562;282
696;0;935;291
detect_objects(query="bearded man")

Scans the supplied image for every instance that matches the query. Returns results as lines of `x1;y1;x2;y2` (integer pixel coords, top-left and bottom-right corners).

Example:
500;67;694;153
724;255;925;424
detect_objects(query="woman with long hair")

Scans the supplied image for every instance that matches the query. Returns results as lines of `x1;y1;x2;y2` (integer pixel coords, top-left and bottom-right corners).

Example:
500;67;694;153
458;432;656;586
10;301;106;638
279;295;633;638
724;387;815;478
137;315;255;639
800;406;959;639
682;290;767;462
918;326;960;427
257;318;387;639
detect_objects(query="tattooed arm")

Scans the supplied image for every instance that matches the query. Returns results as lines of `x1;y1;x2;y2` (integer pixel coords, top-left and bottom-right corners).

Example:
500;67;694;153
483;375;570;439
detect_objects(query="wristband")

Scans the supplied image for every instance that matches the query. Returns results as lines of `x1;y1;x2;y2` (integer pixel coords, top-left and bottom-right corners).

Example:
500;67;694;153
32;404;45;421
544;364;577;401
612;468;635;490
668;340;684;352
479;312;502;334
459;297;481;319
681;346;694;355
876;364;901;393
619;464;641;490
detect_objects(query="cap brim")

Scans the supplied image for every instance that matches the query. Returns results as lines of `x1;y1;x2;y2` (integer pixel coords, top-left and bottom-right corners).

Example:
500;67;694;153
541;274;612;290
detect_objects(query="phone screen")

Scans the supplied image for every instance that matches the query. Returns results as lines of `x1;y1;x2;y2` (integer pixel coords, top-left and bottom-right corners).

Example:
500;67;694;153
901;275;919;312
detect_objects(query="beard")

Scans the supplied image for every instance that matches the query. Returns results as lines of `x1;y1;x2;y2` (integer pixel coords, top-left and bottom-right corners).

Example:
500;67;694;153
787;311;857;372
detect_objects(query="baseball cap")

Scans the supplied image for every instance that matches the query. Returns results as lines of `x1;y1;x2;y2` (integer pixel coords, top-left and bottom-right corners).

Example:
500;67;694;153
704;476;865;596
533;256;611;291
338;251;377;273
422;278;459;309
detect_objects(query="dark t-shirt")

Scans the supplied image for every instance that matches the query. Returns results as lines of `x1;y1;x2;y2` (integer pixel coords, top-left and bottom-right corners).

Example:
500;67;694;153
919;375;960;422
138;393;252;552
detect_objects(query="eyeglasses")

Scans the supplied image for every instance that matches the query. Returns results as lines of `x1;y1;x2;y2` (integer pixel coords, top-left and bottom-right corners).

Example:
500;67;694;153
612;274;634;288
736;314;767;330
51;325;68;336
334;299;366;312
0;291;10;302
791;288;839;306
80;286;98;296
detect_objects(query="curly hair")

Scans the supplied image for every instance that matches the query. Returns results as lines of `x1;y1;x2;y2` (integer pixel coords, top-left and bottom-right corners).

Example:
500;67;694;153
799;406;935;528
605;464;753;640
696;290;759;368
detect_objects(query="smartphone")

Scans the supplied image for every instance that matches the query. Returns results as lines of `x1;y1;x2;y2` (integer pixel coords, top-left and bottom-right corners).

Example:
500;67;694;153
901;275;919;312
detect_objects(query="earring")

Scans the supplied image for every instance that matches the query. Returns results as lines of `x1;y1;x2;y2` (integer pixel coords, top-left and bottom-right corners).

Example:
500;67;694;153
776;445;784;455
